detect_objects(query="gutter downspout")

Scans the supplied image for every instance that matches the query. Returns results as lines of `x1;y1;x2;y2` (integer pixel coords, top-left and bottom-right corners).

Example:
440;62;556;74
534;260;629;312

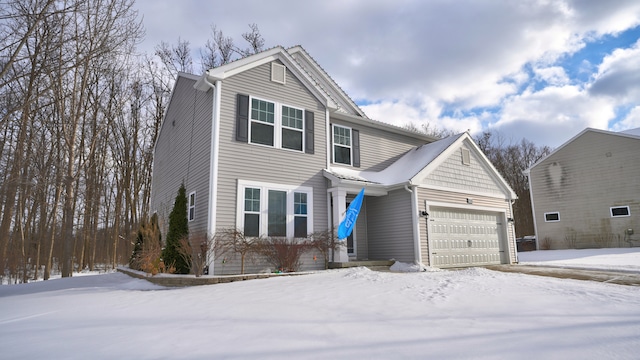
525;169;539;251
508;198;517;264
202;75;222;274
404;183;422;265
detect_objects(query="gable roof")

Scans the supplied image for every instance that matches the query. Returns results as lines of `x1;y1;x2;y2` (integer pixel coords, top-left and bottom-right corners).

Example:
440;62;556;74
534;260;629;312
325;132;517;198
194;45;368;117
287;46;368;118
528;127;640;171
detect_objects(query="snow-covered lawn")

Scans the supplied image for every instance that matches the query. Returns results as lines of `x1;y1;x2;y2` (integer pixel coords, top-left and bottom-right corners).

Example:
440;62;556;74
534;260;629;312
1;249;639;359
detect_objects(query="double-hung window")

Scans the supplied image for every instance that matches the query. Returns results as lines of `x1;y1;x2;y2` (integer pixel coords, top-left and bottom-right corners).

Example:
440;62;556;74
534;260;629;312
333;125;352;165
281;106;304;151
249;97;304;151
250;98;275;146
238;180;313;238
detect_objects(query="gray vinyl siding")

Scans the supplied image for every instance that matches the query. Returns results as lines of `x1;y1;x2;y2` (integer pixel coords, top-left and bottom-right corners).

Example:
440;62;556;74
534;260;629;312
330;118;427;171
151;75;212;239
417;188;515;266
211;61;328;275
424;144;504;196
366;189;415;262
354;198;369;260
530;130;640;249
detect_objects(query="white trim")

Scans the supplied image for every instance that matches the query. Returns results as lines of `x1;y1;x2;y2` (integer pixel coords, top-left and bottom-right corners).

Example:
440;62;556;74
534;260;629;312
426;201;508;214
236;179;314;238
418;183;510;200
408;185;421;264
325;108;331;169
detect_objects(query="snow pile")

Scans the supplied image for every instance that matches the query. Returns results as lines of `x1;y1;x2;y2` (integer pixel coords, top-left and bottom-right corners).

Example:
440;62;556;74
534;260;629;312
0;249;639;359
389;261;441;272
519;248;640;273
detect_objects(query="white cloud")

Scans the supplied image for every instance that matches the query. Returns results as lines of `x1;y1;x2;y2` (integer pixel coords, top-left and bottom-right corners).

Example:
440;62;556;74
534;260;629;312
611;106;640;131
134;0;640;147
534;66;570;86
494;85;615;147
589;39;640;103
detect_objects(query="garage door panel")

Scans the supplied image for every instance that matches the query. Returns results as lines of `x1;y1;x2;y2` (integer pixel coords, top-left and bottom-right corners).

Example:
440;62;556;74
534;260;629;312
429;207;504;268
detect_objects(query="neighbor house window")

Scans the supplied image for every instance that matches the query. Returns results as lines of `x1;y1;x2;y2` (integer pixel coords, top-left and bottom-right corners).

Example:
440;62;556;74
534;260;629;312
610;206;630;217
188;192;196;222
238;180;313;238
544;212;560;222
248;96;305;151
333;125;352;165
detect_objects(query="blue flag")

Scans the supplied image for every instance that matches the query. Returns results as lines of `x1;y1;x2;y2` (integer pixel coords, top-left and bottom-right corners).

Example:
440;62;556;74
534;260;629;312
337;188;365;239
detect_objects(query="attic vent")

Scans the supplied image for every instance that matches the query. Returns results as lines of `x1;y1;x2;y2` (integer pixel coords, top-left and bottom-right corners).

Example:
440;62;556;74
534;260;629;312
461;148;471;166
271;63;286;84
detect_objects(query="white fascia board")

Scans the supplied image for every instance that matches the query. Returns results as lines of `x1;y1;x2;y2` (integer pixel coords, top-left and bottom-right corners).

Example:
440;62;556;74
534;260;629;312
198;48;336;110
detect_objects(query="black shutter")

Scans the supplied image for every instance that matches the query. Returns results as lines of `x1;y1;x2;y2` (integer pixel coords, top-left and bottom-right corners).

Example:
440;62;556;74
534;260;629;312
352;129;360;167
236;94;249;142
305;110;314;154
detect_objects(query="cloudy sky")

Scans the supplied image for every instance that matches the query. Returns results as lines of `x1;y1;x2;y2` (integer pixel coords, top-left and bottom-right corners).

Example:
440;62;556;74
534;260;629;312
134;0;640;148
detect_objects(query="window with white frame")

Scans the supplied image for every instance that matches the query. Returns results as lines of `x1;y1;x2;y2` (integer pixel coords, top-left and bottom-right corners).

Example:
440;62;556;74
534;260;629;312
610;206;630;217
238;180;312;238
333;125;352;165
544;212;560;222
188;192;196;222
249;96;304;151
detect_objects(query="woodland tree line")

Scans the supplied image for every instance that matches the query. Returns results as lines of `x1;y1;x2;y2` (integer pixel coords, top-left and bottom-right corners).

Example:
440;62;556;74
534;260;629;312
0;0;550;283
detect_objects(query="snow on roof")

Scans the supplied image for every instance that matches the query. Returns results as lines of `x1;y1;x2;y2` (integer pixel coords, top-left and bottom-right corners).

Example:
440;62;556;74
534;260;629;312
327;133;464;186
620;127;640;137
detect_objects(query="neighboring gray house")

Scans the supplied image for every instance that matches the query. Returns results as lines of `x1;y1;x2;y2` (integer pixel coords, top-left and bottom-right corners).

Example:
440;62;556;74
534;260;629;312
151;46;518;275
526;128;640;250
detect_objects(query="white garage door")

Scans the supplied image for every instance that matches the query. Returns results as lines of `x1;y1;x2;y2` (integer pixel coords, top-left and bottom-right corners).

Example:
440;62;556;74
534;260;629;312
429;207;504;268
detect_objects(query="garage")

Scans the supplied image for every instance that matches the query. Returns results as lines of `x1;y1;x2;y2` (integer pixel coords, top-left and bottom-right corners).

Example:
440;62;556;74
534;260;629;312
428;207;505;268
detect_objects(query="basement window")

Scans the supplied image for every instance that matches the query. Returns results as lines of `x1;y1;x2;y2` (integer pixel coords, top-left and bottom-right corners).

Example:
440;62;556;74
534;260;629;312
544;212;560;222
610;206;630;217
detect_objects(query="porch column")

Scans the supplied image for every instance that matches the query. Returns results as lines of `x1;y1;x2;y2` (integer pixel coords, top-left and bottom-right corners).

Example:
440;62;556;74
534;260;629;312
331;188;349;262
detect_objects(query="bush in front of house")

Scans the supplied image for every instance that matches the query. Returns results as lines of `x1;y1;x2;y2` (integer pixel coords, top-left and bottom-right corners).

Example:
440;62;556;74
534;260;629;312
162;184;190;274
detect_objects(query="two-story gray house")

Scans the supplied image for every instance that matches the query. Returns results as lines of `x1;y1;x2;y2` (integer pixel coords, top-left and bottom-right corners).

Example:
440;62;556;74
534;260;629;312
526;128;640;249
151;45;518;275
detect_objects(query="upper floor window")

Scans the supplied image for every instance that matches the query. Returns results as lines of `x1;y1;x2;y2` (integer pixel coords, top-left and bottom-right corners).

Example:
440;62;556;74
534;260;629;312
333;125;352;165
281;106;304;151
248;96;305;151
237;94;314;154
250;98;276;146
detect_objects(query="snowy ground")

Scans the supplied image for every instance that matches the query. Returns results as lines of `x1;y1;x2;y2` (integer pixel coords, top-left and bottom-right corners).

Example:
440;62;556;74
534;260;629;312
1;249;639;359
